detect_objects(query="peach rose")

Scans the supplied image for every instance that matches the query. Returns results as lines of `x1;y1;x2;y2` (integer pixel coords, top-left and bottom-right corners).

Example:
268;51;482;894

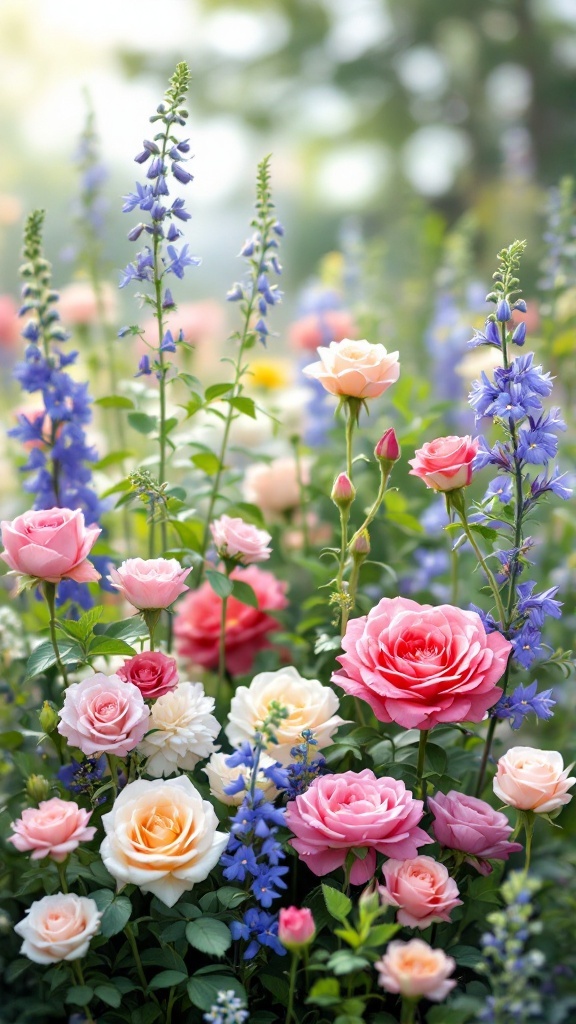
9;797;95;862
302;338;400;400
225;666;346;765
375;939;456;1002
379;856;462;929
408;435;479;491
108;557;190;609
493;746;576;814
100;776;228;907
58;673;150;756
14;893;101;964
203;751;279;806
1;507;100;584
242;457;311;517
210;515;272;565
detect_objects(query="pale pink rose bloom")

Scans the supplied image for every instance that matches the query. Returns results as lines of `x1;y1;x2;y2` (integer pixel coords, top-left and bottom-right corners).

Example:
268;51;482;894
286;769;430;885
408;435;479;491
117;651;179;700
375;939;456;1002
1;507;101;584
9;798;95;862
493;747;576;814
428;790;522;874
58;673;150;757
243;457;311;517
14;893;101;964
100;776;228;907
140;300;225;348
108;557;190;609
210;515;272;565
380;856;462;929
333;596;510;730
288;309;358;352
278;907;316;949
57;281;118;326
302;338;400;400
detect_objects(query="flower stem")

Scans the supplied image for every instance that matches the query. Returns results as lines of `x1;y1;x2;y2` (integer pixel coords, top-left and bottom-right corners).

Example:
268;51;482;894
218;592;229;703
291;435;310;556
344;401;357;481
285;952;299;1024
43;582;69;687
522;810;535;874
416;729;429;803
57;859;69;894
449;494;507;626
400;997;417;1024
124;922;160;1004
348;463;391;551
72;961;96;1024
475;715;497;797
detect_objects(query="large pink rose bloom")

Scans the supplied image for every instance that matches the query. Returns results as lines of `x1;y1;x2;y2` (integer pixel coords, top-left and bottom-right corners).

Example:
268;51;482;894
174;565;288;676
302;338;400;400
333;597;510;730
428;790;523;874
408;435;479;491
58;673;150;756
285;769;430;885
380;856;462;928
9;798;95;862
108;557;190;610
1;507;100;584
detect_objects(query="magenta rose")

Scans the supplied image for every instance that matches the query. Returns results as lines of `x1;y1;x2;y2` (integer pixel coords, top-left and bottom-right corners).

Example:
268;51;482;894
117;651;179;700
210;515;272;565
332;596;511;730
58;673;150;756
379;856;462;928
9;798;96;862
408;435;479;491
174;565;288;676
108;557;190;609
1;507;100;584
428;790;523;875
285;769;430;885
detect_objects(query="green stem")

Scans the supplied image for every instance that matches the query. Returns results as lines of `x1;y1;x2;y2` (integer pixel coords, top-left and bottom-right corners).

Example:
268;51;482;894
166;986;176;1024
416;729;429;803
336;505;351;637
43;582;69;687
150;133;172;562
125;922;161;1004
106;753;119;801
72;961;96;1024
522;810;535;874
285;952;299;1024
292;436;310;556
57;859;69;894
400;998;417;1024
348;464;391;550
475;715;497;797
345;402;356;481
218;592;229;704
451;499;507;626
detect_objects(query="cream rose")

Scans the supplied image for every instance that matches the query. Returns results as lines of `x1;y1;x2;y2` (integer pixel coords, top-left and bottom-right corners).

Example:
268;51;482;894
203;751;279;806
225;666;345;765
302;338;400;400
100;776;228;907
138;682;220;778
14;893;101;964
493;746;576;814
375;939;456;1002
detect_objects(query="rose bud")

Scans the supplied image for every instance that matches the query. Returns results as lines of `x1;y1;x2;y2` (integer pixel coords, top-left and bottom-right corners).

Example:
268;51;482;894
278;907;316;951
331;472;355;509
375;427;400;465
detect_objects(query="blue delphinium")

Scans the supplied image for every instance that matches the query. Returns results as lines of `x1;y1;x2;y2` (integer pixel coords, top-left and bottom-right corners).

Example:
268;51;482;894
284;729;329;800
226;194;283;348
493;680;556;730
10;211;106;609
57;755;106;795
204;991;249;1024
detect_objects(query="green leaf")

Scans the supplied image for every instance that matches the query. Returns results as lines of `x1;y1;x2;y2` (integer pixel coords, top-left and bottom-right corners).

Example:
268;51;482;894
307;977;341;1007
88;637;137;657
140;948;187;973
216;886;250;910
25;638;84;680
426;1007;474;1024
205;382;234;402
170;518;204;551
148;970;188;990
65;986;93;1006
94;984;122;1008
128;411;157;434
322;884;352;924
185;917;232;957
95;395;135;410
94;450;135;470
96;618;149;644
205;569;234;599
223;502;265;527
327;950;370;976
229;395;257;418
447;944;485;968
365;923;400;946
191;451;221;474
187;974;247;1012
231;579;258;608
0;730;23;750
90;889;132;937
4;958;29;983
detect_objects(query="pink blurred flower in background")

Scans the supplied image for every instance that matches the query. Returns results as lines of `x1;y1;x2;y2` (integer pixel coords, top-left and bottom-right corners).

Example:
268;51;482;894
289;309;358;352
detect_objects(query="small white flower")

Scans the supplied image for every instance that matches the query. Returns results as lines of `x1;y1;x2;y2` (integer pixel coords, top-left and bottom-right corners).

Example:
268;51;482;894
139;681;220;777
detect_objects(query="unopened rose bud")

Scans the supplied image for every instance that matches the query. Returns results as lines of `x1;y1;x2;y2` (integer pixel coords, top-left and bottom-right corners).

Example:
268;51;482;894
26;774;51;803
375;428;400;465
359;877;381;916
39;701;59;734
278;906;316;951
331;472;355;509
350;529;370;560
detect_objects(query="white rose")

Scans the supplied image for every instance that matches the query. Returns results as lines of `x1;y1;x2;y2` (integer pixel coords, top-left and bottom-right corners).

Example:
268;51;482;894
14;893;101;964
225;666;346;765
242;457;312;517
493;746;576;814
203;751;280;806
138;682;220;778
100;776;228;907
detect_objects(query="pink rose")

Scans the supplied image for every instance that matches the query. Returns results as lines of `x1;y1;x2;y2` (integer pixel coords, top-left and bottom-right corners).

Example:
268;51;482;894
493;746;576;814
1;507;100;584
58;673;150;756
408;435;479;491
302;338;400;400
14;893;101;964
210;515;272;565
333;597;511;730
428;790;522;874
57;281;118;326
375;939;456;1002
174;565;288;676
117;651;179;700
9;797;95;862
289;309;358;352
278;907;316;950
108;557;190;609
379;855;462;928
285;769;430;885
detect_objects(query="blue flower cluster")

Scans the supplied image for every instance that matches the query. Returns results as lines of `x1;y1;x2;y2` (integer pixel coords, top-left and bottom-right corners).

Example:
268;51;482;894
493;680;556;731
57;754;105;794
284;729;329;800
10;212;105;609
204;991;249;1024
118;62;200;377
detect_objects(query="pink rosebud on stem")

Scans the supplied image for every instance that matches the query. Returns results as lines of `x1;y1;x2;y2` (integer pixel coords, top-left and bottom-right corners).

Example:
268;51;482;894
375;427;400;465
278;906;316;951
350;528;370;560
331;472;355;509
